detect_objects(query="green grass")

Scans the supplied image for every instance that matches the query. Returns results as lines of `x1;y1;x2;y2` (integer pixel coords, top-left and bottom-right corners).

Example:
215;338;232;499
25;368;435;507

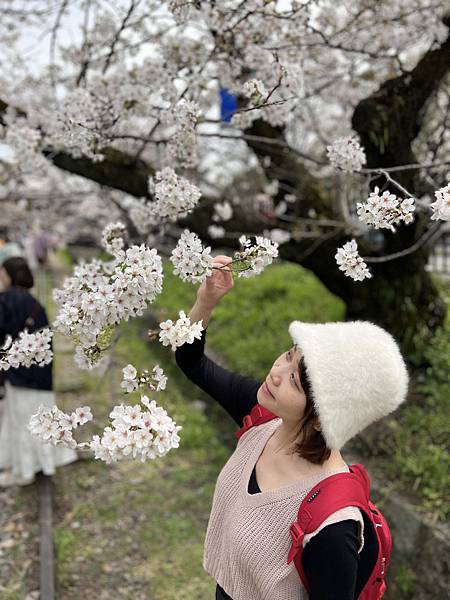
378;310;450;520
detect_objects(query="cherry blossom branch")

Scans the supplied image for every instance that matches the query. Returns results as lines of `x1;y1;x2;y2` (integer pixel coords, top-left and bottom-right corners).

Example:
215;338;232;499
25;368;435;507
362;222;444;264
374;169;431;210
49;0;69;96
102;0;140;75
361;160;450;173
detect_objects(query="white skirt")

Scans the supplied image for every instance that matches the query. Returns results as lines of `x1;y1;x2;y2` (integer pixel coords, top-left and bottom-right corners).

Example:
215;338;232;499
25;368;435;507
0;382;78;480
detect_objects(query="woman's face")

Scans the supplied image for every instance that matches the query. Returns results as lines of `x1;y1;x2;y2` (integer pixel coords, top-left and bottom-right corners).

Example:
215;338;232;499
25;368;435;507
257;343;307;425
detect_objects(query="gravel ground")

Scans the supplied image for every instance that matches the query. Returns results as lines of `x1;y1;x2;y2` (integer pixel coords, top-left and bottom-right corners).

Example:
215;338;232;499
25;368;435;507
0;479;40;599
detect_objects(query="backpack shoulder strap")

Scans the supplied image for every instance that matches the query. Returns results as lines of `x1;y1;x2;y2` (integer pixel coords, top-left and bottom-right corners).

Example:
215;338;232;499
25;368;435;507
288;465;371;592
235;403;278;440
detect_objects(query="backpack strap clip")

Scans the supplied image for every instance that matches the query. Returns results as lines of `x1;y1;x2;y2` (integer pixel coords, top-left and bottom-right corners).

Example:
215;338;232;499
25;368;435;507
235;404;276;440
287;522;305;564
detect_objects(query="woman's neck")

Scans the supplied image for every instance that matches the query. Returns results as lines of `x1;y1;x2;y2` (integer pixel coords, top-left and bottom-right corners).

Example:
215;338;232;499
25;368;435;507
271;421;345;469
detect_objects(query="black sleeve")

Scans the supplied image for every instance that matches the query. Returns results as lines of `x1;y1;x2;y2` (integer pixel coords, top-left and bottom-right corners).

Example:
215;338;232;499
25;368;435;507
174;328;262;427
301;520;360;600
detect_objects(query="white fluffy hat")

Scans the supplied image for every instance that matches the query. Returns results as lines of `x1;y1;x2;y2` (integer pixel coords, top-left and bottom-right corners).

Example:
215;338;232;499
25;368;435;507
288;320;409;450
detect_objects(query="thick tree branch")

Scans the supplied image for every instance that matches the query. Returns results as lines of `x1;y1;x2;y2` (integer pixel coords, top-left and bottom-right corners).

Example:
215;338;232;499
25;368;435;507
0;98;154;198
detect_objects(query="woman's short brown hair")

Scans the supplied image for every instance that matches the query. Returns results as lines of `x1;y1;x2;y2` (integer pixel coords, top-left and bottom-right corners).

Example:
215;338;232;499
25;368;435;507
290;356;331;465
2;256;34;289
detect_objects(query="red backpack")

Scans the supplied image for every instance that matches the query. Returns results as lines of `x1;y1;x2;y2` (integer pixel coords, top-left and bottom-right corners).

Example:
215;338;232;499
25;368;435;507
235;404;392;600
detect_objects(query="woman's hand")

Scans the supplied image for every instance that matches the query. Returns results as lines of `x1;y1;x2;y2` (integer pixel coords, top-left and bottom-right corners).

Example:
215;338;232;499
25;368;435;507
196;255;234;309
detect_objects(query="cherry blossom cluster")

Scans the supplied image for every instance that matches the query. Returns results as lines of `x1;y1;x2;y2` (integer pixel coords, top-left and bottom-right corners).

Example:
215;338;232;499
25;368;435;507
46;88;118;161
0;329;53;371
263;228;291;245
234;235;279;278
45;69;156;161
335;240;372;282
101;221;127;256
53;223;163;368
28;404;93;450
28;395;181;464
430;183;450;221
167;99;200;167
212;201;233;222
158;310;204;351
121;363;168;394
357;187;415;232
89;397;182;464
171;229;280;283
208;224;226;239
243;79;268;105
170;229;214;283
148;168;202;223
231;108;262;130
327;136;367;173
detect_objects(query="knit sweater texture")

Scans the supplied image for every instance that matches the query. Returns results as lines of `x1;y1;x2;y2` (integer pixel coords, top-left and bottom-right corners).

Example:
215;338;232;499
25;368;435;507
203;417;364;600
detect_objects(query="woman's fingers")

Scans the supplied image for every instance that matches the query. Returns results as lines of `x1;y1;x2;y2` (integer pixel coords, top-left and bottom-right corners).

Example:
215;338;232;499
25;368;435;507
212;255;232;272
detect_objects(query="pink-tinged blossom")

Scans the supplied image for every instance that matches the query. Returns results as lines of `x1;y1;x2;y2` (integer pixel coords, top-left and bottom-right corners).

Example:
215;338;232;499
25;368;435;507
235;235;279;278
148;168;202;223
53;223;163;369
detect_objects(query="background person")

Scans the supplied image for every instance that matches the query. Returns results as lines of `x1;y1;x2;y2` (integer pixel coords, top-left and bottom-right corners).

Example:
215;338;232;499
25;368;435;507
0;256;77;487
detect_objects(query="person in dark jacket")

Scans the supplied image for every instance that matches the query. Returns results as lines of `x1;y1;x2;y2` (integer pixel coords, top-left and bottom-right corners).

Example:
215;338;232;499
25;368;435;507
0;256;77;486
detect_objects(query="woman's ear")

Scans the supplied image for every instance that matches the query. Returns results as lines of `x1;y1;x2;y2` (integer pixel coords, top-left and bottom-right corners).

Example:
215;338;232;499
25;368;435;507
313;421;322;432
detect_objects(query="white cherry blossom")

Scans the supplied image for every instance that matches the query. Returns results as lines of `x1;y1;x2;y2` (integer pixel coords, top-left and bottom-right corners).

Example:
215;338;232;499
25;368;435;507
430;183;450;221
327;136;367;173
170;229;214;284
0;328;53;371
335;240;372;282
159;310;204;351
357;187;416;232
235;235;279;278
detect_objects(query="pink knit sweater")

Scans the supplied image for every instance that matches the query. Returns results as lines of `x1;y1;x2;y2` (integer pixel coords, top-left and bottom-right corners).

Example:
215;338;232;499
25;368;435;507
203;417;364;600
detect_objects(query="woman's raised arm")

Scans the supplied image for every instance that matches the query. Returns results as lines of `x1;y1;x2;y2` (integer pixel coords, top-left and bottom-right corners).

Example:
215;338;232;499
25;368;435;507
175;255;261;426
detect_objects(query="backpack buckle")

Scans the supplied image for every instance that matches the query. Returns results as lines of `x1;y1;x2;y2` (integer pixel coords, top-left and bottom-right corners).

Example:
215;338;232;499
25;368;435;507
289;522;305;544
287;522;305;564
252;405;264;420
243;415;253;429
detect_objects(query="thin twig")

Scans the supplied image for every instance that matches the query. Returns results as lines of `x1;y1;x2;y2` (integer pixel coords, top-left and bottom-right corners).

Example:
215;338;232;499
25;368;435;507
363;222;444;263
